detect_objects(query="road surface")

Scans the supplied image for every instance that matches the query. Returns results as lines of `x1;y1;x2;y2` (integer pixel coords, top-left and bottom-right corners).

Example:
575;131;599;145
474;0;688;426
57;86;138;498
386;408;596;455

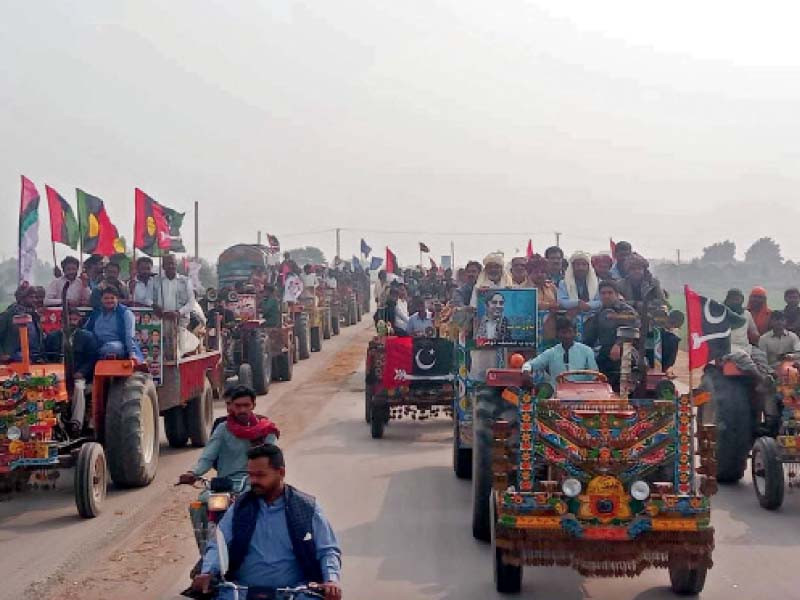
3;323;799;599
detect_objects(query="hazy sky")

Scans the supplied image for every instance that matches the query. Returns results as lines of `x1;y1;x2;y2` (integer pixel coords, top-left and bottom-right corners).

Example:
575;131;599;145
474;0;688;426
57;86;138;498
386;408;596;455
3;1;800;270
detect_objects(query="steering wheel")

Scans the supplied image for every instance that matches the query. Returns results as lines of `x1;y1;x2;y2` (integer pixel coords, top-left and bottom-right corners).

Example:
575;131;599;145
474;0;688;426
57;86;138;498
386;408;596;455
556;370;608;384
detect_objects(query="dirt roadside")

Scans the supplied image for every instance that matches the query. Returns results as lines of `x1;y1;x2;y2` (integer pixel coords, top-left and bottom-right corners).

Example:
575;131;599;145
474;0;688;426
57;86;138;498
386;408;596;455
40;324;371;600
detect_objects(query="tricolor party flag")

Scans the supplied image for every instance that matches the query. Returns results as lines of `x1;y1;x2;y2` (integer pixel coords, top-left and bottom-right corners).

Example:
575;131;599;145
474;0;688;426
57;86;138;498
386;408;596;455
46;185;79;250
77;188;125;256
134;188;185;256
18;175;40;283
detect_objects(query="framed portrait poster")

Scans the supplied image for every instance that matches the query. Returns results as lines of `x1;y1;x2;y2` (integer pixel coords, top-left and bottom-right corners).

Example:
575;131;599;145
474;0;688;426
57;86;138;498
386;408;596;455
473;288;538;348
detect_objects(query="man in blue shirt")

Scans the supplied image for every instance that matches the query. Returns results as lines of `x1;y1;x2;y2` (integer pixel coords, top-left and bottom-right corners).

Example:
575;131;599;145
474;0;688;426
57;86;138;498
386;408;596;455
522;317;597;384
194;444;342;600
406;297;434;337
84;286;143;361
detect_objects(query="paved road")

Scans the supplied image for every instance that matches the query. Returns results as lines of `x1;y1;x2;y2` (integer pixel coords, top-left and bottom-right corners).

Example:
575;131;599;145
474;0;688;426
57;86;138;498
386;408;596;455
8;322;800;599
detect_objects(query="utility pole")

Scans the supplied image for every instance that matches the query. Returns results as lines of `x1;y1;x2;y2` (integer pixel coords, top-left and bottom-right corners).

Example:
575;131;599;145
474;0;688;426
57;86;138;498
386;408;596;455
451;240;455;269
676;249;681;265
335;228;341;262
257;230;262;245
194;201;199;259
555;232;561;247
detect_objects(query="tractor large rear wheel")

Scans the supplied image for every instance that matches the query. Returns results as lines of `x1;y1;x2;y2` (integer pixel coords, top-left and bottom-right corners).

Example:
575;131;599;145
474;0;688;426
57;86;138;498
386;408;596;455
105;373;160;487
322;313;332;340
248;332;272;395
310;326;323;353
296;314;310;360
331;309;341;336
186;379;214;447
703;368;753;483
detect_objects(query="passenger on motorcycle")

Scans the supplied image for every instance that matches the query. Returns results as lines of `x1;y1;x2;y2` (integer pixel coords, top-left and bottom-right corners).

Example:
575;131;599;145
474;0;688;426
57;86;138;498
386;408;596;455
194;444;342;600
179;386;280;493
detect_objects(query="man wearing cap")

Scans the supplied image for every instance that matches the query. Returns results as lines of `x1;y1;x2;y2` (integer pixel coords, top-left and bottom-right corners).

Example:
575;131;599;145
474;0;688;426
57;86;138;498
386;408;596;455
0;284;45;362
469;253;512;307
724;288;759;352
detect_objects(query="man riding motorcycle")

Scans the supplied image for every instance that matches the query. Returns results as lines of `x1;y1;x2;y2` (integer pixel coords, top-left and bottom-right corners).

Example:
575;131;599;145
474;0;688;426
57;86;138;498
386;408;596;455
179;386;280;492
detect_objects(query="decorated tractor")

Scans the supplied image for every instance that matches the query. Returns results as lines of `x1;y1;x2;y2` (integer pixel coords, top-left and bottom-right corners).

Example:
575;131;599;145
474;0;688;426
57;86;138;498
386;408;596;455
364;335;455;439
215;245;295;389
487;368;716;594
297;295;329;354
750;357;800;510
0;314;161;518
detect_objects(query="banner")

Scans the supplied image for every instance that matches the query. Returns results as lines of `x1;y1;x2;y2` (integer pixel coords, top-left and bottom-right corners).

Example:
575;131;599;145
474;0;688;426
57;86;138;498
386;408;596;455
685;285;741;369
46;185;79;250
134;188;185;256
77;189;124;256
19;175;40;283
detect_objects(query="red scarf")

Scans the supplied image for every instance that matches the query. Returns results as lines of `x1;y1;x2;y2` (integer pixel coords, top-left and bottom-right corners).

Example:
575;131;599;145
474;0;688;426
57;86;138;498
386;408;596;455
226;413;280;441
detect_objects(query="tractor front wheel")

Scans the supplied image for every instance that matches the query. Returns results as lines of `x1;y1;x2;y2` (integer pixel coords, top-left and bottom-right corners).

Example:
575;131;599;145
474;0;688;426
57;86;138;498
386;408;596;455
105;373;160;487
186;379;214;447
75;442;107;518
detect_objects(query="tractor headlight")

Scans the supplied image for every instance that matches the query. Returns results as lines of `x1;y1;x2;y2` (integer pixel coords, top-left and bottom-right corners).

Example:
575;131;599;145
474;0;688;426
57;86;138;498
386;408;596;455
631;480;650;501
6;426;21;441
561;478;582;498
207;493;231;512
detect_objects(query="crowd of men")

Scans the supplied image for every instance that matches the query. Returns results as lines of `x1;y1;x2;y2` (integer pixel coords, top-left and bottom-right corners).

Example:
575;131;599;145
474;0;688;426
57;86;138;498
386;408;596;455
372;240;800;387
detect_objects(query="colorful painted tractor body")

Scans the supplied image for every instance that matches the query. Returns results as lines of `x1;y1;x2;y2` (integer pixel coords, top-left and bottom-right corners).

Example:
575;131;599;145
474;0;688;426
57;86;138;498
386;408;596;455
365;336;454;439
487;368;716;594
751;358;800;510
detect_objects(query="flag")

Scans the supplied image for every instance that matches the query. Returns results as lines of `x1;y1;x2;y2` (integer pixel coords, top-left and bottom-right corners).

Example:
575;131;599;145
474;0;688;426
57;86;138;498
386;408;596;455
429;257;438;271
381;337;454;388
360;238;371;257
610;238;617;258
386;247;398;274
685;285;744;369
266;234;280;252
419;242;430;253
352;256;363;272
526;239;534;259
77;189;125;256
18;175;40;283
134;188;185;256
370;257;383;271
45;185;79;250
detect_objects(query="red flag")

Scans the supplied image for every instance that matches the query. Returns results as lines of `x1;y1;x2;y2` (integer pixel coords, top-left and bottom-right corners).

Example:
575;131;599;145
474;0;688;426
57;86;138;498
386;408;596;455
610;238;617;258
381;336;413;388
526;239;534;259
134;188;185;256
46;186;79;249
685;285;735;369
386;247;398;274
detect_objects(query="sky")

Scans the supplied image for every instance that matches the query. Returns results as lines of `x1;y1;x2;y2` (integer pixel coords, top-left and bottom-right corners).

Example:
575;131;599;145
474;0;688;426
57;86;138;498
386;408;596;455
3;0;800;272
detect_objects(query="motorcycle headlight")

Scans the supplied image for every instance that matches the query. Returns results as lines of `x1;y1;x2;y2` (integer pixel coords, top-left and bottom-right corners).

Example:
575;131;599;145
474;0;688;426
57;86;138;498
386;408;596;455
6;426;21;441
207;493;231;512
561;478;582;498
631;480;650;501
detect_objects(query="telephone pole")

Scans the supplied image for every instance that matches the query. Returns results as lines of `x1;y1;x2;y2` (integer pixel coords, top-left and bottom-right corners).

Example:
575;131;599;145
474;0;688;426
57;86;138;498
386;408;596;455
257;230;262;245
335;228;341;261
676;249;681;265
555;232;561;247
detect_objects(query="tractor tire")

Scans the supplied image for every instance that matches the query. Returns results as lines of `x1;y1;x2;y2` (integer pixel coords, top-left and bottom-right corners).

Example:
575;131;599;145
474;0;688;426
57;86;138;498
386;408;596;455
331;311;341;336
296;314;310;360
454;421;473;480
310;327;322;353
492;493;522;593
164;406;189;448
370;406;388;439
74;442;107;518
248;332;271;396
356;302;362;322
703;368;752;483
322;313;332;340
105;373;160;488
186;379;214;447
669;563;708;595
273;350;293;382
238;363;253;389
752;436;784;510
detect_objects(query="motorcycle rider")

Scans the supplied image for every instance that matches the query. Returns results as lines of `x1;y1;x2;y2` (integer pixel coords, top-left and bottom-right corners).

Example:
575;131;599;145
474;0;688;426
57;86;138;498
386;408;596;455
193;444;342;600
178;386;280;491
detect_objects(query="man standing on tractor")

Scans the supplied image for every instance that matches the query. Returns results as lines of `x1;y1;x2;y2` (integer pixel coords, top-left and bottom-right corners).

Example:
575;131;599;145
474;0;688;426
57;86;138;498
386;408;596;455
178;386;280;490
154;254;200;355
583;280;640;390
261;284;282;328
784;288;800;336
747;286;772;337
609;240;633;280
0;284;45;362
758;311;800;367
85;287;143;361
544;246;565;286
723;288;759;353
192;444;342;600
45;256;90;307
129;256;156;306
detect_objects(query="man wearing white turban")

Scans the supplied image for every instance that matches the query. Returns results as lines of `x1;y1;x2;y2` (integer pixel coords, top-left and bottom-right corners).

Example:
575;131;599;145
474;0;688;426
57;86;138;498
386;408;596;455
557;251;600;312
469;253;512;307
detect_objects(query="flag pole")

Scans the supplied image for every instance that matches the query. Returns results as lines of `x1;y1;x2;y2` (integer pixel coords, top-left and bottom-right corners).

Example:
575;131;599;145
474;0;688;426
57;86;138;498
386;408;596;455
52;240;58;273
17;177;22;284
194;201;199;260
